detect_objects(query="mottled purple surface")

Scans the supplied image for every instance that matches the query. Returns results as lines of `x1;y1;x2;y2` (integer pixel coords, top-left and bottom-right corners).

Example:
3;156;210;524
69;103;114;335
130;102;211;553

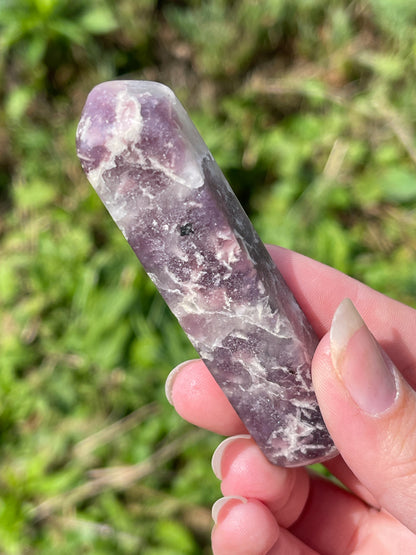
76;80;337;467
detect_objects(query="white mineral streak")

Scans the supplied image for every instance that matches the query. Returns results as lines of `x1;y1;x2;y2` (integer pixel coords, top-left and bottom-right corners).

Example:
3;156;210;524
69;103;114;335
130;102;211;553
77;115;93;149
143;82;206;192
86;89;143;190
272;412;314;454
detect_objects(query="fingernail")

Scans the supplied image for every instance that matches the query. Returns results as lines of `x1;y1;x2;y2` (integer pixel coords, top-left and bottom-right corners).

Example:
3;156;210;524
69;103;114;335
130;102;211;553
211;435;252;480
212;496;248;524
330;298;398;415
165;359;199;405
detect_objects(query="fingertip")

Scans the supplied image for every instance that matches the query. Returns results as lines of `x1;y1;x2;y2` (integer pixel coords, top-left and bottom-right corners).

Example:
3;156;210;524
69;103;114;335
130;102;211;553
166;358;208;413
210;434;310;528
211;497;279;555
211;434;252;480
166;359;247;436
165;359;199;405
211;495;248;524
330;298;398;415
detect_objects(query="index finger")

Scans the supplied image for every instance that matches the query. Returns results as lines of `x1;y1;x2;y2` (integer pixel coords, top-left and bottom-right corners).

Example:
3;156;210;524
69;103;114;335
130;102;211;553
268;245;416;388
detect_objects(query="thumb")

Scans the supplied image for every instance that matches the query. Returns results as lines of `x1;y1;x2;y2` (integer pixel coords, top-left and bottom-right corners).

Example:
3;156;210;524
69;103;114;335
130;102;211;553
312;298;416;533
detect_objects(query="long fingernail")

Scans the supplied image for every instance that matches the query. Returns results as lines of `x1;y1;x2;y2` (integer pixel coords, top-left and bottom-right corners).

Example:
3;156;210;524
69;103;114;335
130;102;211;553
211;496;248;524
330;298;398;416
211;435;252;480
164;359;199;405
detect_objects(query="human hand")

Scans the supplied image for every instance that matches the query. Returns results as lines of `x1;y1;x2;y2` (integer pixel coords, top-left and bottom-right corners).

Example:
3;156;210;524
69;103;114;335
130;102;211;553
165;245;416;554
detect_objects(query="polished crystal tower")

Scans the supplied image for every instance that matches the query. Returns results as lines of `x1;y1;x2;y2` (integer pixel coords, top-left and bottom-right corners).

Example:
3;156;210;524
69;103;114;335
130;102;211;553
76;81;337;466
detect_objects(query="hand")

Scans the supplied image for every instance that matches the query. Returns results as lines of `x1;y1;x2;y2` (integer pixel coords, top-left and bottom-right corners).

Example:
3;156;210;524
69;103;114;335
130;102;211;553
165;246;416;554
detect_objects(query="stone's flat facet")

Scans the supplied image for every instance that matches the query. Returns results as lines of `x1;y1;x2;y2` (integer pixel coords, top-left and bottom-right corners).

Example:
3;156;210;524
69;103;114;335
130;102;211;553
76;80;338;467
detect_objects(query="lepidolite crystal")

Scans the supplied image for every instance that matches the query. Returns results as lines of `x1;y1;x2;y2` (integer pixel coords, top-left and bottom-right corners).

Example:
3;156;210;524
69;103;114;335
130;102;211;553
76;81;337;467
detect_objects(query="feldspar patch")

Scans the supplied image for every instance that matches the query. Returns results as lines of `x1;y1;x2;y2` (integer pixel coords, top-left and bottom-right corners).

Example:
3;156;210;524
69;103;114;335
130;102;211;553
76;80;338;467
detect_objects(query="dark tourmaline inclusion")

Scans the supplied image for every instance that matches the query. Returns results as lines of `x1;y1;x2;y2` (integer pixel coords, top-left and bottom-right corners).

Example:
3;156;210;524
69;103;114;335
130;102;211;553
76;80;337;467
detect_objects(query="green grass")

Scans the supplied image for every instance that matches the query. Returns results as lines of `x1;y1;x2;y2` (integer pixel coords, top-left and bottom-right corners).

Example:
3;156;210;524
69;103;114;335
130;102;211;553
1;0;416;552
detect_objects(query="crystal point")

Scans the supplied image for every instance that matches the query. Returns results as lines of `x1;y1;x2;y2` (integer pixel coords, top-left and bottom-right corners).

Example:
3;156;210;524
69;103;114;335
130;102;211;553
76;80;338;467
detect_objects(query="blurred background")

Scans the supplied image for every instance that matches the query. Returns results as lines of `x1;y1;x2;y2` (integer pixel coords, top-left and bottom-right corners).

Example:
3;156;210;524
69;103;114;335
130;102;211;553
1;0;416;552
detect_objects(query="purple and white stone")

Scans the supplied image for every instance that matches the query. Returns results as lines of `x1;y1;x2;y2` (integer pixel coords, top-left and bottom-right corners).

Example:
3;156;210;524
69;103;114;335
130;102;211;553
76;80;338;467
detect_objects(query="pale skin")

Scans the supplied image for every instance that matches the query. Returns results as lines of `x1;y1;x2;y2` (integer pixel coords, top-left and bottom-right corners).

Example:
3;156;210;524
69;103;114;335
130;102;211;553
166;245;416;554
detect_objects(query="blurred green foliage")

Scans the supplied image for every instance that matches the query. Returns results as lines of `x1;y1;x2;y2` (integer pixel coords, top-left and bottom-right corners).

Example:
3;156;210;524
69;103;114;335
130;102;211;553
1;0;416;552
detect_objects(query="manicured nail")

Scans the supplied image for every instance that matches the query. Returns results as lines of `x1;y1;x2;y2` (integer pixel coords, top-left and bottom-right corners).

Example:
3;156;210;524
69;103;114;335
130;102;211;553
212;496;248;524
211;435;252;480
165;359;199;405
330;298;398;415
